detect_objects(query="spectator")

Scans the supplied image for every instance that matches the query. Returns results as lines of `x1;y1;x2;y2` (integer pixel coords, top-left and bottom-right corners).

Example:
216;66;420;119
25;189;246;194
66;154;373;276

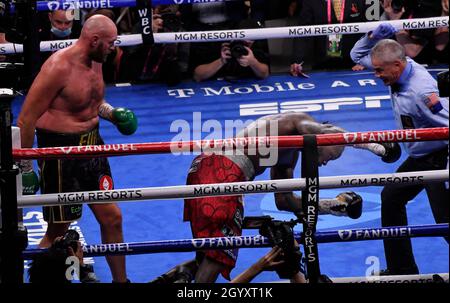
179;1;251;31
38;9;81;64
114;5;183;86
380;0;448;64
190;18;270;82
264;0;302;20
290;0;368;73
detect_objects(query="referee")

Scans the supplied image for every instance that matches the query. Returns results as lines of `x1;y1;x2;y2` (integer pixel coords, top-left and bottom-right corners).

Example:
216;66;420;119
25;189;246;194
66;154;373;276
350;23;449;275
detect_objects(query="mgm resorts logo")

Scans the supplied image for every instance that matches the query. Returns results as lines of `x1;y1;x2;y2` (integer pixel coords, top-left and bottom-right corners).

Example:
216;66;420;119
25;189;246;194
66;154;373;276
239;95;390;116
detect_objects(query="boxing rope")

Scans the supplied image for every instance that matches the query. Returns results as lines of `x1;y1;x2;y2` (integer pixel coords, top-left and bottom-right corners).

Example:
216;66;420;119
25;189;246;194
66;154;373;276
12;127;449;160
331;273;449;283
1;17;448;54
17;170;449;208
21;223;449;258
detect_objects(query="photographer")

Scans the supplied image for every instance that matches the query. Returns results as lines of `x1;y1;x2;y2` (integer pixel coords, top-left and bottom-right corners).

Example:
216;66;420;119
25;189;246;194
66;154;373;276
28;230;99;283
381;0;448;64
230;246;306;283
191;19;270;82
230;246;307;283
150;246;306;284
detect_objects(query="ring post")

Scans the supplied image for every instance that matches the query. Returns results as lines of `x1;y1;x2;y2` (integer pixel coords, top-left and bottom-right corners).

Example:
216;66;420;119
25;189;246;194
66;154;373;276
0;89;23;284
301;135;321;283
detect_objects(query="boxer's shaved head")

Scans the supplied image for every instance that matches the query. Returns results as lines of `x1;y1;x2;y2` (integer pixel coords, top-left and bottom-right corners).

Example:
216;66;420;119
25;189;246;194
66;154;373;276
79;14;117;63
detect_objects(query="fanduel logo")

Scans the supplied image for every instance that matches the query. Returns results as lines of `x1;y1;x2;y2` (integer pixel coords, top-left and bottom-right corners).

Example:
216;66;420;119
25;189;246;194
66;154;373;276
338;230;353;241
47;0;113;10
338;227;412;240
191;236;267;249
239;95;390;116
47;1;59;10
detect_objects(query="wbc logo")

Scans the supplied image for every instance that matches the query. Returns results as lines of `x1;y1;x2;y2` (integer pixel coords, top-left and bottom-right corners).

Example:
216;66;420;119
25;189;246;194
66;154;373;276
99;175;113;191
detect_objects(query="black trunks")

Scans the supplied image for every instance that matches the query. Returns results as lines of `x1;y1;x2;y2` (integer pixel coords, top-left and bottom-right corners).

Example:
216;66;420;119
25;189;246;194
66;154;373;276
36;126;113;223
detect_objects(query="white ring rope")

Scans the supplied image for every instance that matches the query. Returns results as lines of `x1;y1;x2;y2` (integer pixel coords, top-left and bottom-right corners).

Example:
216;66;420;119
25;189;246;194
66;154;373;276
17;170;449;208
330;273;449;283
1;17;447;54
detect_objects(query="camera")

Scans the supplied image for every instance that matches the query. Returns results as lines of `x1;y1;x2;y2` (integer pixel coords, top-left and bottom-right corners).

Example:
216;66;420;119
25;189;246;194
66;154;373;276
243;216;296;252
243;216;303;279
53;229;80;253
229;40;249;59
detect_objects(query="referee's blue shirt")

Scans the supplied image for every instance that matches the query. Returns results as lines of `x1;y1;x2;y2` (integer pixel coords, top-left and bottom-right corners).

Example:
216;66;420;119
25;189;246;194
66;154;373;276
351;34;449;158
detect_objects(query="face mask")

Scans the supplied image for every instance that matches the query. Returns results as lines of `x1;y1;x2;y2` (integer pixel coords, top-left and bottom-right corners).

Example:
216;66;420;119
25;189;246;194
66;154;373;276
51;26;72;38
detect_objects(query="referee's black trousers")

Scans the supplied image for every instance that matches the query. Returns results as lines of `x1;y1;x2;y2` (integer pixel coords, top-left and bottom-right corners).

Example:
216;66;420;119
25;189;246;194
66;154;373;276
381;147;449;275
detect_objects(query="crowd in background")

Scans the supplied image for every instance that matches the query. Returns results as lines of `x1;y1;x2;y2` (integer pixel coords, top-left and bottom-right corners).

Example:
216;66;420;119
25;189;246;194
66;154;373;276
1;0;448;86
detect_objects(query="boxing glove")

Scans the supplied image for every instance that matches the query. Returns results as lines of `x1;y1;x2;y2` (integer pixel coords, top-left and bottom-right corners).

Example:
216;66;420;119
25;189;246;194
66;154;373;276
21;160;39;195
335;192;363;219
111;107;138;135
380;142;402;163
318;192;363;219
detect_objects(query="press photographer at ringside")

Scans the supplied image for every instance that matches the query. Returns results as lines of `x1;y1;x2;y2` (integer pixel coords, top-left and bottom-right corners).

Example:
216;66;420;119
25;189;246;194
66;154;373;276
190;18;270;82
231;216;333;283
28;229;99;283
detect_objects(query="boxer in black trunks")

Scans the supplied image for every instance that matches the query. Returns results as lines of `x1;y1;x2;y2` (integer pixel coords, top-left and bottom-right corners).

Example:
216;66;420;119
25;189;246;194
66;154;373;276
17;15;137;283
37;126;114;223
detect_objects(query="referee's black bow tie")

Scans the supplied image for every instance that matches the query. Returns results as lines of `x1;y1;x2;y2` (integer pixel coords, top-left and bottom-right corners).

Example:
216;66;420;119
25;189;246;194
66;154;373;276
391;83;401;93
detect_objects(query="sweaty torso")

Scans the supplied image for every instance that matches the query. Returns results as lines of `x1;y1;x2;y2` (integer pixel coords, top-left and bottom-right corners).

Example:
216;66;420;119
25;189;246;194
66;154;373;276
36;48;104;133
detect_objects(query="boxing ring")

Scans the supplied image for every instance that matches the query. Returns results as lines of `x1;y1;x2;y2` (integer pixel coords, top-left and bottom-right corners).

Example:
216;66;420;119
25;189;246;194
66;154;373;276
1;0;449;284
10;120;450;283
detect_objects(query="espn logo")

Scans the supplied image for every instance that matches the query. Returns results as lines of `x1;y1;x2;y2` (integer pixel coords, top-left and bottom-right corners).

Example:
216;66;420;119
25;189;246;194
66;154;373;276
239;95;390;116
